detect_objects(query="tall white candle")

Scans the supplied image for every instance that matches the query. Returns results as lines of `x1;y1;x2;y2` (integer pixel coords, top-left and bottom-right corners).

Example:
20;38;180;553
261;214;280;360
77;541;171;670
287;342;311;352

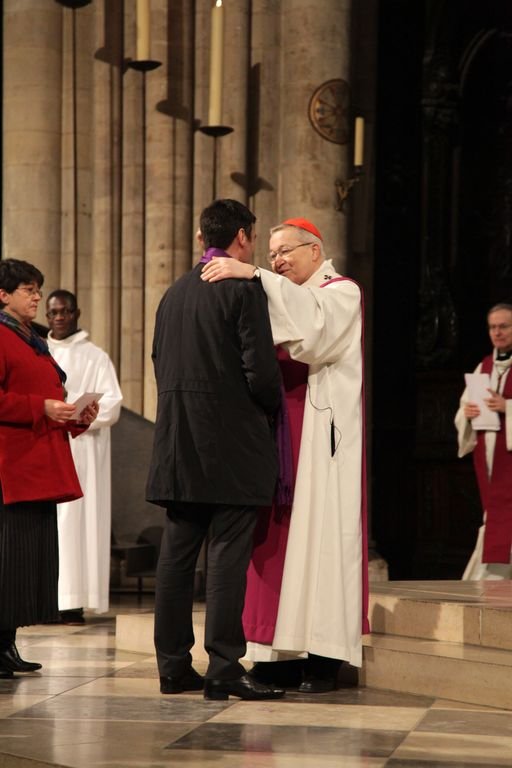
136;0;150;61
354;116;365;167
208;0;224;125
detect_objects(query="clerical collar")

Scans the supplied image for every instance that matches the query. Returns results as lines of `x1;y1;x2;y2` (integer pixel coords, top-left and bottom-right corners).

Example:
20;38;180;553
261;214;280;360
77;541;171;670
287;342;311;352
497;350;512;361
200;247;231;264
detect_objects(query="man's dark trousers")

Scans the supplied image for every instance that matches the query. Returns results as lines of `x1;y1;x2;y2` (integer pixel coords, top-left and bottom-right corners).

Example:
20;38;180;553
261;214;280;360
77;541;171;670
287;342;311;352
154;501;258;680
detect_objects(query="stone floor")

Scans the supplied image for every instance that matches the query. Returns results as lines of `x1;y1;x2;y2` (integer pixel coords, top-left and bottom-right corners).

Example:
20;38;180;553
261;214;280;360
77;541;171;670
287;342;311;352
2;591;512;767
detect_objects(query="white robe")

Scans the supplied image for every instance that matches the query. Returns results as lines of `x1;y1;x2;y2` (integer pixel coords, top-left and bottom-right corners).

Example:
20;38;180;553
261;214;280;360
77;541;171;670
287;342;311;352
246;259;364;667
455;353;512;579
48;330;123;613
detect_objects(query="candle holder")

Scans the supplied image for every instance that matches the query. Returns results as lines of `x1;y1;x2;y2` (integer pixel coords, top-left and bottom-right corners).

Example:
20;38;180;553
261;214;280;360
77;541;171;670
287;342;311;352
335;166;363;213
127;59;162;73
55;0;91;7
127;58;162;412
199;125;234;200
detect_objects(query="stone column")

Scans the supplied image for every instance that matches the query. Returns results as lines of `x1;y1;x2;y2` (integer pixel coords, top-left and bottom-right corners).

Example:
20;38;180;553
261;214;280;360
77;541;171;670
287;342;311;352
2;0;63;322
121;2;145;412
217;0;250;202
58;2;122;366
60;4;94;318
250;0;281;261
278;0;352;270
350;0;379;572
121;0;195;418
87;1;124;366
143;0;195;420
193;2;212;228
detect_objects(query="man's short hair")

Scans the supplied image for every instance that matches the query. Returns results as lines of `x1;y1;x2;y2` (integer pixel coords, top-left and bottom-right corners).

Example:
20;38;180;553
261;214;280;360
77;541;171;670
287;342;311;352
199;199;256;251
0;259;44;307
46;289;78;312
488;302;512;317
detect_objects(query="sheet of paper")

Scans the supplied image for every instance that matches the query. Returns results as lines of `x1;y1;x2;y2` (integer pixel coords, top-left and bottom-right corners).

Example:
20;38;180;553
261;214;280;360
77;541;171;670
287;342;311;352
464;373;500;431
70;392;103;420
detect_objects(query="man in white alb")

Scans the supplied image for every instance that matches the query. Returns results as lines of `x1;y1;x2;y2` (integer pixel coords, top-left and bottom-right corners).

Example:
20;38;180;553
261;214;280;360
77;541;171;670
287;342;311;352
47;290;123;622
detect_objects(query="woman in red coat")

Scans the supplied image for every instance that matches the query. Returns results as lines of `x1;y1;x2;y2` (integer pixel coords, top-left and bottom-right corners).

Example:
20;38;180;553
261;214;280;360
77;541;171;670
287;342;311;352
0;259;98;678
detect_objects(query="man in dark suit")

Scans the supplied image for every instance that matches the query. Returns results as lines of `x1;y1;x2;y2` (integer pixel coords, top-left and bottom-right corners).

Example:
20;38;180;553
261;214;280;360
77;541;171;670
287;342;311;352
146;199;284;701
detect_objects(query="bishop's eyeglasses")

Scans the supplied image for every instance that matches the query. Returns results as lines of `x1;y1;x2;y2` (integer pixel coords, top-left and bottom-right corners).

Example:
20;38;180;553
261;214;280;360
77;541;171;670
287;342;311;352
267;242;314;264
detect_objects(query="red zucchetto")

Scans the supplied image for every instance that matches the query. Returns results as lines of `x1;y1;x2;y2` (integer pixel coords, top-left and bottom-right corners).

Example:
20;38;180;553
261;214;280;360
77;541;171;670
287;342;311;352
282;217;323;241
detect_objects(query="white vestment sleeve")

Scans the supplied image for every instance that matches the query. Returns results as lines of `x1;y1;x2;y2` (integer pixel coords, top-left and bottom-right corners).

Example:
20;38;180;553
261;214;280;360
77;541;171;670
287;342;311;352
454;363;481;457
259;269;361;365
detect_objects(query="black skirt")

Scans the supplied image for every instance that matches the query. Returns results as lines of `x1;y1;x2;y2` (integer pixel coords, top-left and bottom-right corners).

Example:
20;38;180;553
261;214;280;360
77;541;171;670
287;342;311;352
0;497;60;629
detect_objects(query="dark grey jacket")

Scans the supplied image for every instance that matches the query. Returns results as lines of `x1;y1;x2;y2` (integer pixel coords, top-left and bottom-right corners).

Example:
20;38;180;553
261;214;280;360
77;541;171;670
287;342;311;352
146;263;281;507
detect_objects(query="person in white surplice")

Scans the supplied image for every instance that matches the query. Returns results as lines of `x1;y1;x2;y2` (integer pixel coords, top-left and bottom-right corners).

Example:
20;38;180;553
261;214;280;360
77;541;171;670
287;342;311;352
455;303;512;580
201;217;369;693
46;290;123;621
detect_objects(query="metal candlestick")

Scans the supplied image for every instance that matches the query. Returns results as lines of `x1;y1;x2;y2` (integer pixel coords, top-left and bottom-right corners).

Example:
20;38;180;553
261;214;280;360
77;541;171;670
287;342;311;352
55;0;93;289
127;58;162;412
199;125;234;200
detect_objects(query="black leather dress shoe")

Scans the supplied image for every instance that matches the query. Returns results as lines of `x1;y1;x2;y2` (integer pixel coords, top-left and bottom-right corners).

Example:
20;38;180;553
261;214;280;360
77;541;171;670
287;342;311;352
160;667;204;694
0;644;42;673
298;675;337;694
204;673;285;701
250;660;304;688
59;608;85;626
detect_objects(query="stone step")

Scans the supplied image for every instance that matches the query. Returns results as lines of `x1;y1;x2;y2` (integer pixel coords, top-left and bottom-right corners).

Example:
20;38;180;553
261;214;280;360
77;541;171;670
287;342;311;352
369;580;512;650
118;610;512;709
116;607;208;662
361;632;512;710
116;582;512;658
115;581;512;709
363;580;512;709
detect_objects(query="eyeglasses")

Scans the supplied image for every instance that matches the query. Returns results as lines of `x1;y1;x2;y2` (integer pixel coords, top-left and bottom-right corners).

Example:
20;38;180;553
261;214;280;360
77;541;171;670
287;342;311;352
267;242;313;264
46;308;75;319
16;286;43;298
488;323;512;332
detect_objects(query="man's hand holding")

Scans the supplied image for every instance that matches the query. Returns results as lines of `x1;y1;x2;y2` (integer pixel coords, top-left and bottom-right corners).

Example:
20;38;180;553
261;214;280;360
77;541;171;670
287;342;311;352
463;402;481;420
484;389;506;413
